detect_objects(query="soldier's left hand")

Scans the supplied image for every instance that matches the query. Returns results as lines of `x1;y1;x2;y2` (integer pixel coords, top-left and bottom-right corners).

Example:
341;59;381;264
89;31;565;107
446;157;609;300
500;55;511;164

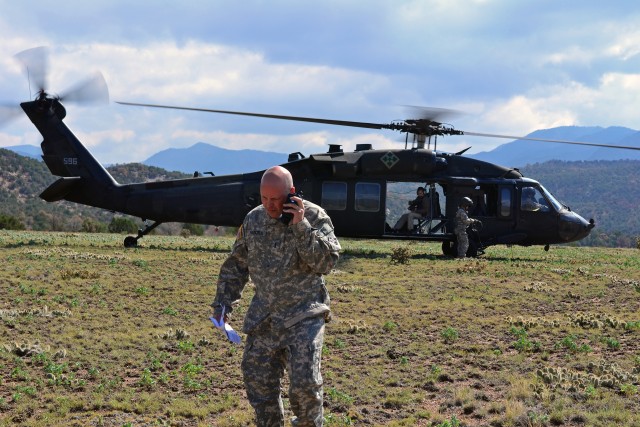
284;196;305;225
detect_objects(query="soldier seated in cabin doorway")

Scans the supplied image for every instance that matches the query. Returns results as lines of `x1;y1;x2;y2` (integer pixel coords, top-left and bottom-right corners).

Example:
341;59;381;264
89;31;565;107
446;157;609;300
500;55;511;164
392;186;430;233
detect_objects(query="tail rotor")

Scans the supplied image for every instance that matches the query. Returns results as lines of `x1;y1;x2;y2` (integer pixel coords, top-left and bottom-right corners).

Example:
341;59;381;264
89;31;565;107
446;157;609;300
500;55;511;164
14;46;49;98
59;72;110;105
0;46;110;128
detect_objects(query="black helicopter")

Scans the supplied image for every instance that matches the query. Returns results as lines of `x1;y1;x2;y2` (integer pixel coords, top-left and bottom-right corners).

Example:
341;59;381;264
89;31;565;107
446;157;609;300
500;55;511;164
6;47;640;255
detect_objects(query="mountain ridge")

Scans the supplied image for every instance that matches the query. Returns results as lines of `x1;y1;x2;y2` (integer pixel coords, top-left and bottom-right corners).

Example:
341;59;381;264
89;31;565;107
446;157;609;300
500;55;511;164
142;142;289;174
4;144;42;160
7;125;640;171
470;125;640;167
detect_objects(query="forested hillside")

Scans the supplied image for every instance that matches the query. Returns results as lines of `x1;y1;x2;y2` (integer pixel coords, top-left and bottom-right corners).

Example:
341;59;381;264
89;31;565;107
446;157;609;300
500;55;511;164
1;148;638;246
0;148;189;232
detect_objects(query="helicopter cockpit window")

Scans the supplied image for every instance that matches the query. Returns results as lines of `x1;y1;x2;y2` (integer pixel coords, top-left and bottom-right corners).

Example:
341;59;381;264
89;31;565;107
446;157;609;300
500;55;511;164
521;187;550;212
355;182;380;212
539;185;563;212
321;182;347;211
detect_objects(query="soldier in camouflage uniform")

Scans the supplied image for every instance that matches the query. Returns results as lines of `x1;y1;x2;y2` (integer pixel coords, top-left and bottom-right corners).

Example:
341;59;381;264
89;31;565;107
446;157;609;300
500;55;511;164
392;186;431;233
212;166;341;427
454;196;477;258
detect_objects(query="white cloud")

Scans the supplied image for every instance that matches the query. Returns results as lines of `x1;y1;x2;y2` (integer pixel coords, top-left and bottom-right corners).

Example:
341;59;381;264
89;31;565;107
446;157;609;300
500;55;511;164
603;25;640;61
0;132;23;147
47;41;391;114
542;28;640;67
462;70;640;154
543;47;594;66
484;95;576;134
168;129;398;155
2;1;640;164
72;129;136;149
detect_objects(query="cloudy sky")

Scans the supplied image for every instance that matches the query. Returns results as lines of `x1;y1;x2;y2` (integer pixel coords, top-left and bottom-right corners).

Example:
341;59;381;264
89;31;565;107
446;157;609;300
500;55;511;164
1;0;639;164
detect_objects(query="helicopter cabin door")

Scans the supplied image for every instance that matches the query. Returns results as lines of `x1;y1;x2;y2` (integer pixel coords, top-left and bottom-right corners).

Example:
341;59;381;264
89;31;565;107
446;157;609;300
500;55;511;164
517;185;557;244
319;180;386;237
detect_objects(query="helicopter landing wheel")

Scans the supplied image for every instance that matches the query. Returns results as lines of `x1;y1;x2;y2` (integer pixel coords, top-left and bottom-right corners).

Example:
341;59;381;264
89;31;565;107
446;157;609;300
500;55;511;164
122;220;162;248
124;236;138;248
441;241;456;257
466;240;478;258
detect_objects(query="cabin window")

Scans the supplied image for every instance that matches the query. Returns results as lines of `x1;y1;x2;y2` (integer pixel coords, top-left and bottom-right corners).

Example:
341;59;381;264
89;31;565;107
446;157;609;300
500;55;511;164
321;182;347;210
355;182;380;212
499;187;512;217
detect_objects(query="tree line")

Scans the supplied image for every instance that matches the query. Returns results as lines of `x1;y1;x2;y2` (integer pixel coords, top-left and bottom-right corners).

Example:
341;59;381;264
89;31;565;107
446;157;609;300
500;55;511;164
0;149;209;236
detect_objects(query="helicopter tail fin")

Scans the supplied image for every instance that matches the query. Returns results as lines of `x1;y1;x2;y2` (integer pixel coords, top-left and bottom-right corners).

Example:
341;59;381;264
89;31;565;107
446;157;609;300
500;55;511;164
20;99;119;203
40;134;117;185
38;127;119;202
38;124;119;202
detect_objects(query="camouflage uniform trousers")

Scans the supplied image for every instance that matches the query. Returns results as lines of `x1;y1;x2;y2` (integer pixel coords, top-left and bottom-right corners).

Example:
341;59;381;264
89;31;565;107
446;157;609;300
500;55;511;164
393;211;424;231
456;230;469;258
242;315;325;427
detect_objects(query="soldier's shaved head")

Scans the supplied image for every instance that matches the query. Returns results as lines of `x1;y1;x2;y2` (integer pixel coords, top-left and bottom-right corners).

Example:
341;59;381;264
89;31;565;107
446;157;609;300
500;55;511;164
261;166;293;195
260;166;295;218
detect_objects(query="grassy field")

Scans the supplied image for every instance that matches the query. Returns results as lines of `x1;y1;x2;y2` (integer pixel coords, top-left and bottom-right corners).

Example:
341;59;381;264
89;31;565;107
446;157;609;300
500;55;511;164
0;230;638;427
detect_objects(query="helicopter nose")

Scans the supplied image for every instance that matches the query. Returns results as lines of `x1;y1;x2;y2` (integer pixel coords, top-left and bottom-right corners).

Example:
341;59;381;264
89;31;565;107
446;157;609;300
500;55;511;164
558;212;595;242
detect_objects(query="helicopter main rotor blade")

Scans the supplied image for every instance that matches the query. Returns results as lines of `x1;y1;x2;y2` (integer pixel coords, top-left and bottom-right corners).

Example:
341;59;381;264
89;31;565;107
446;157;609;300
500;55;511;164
117;101;640;151
463;131;640;151
404;105;461;123
116;102;390;131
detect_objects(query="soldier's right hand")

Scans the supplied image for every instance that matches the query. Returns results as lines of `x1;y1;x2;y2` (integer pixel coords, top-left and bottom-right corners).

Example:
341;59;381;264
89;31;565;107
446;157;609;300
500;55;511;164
212;312;228;324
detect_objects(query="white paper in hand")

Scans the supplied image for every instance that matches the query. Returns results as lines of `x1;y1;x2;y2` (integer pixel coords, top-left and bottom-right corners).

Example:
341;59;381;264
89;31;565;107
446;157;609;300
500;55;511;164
209;307;241;344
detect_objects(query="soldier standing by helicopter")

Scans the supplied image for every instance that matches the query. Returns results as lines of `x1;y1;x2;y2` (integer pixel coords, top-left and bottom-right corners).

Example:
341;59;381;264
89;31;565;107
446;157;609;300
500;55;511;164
211;166;341;427
454;197;479;258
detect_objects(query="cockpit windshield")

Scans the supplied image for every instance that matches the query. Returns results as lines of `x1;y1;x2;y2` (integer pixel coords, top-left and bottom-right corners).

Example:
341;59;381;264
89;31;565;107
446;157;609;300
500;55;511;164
539;185;563;212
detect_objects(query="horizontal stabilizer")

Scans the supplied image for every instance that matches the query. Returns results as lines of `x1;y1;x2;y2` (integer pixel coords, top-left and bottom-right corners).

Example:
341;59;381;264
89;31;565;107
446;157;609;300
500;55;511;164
40;176;82;202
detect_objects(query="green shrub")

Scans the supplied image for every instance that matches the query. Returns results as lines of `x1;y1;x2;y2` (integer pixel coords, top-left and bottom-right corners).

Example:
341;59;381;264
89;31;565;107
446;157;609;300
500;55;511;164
81;218;107;233
182;223;204;236
108;217;138;234
441;327;459;343
511;326;540;352
390;246;411;264
0;213;25;230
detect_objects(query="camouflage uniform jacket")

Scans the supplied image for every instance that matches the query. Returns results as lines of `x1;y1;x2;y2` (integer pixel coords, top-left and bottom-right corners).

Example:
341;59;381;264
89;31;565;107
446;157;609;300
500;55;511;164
454;207;472;234
213;200;341;333
409;195;430;216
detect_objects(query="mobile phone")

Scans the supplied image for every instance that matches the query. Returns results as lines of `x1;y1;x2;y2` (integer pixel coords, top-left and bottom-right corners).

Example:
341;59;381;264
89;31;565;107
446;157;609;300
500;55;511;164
279;192;300;224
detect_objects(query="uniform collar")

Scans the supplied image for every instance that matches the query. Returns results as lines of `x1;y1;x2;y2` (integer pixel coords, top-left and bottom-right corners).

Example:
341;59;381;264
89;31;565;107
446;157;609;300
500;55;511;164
263;209;287;226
